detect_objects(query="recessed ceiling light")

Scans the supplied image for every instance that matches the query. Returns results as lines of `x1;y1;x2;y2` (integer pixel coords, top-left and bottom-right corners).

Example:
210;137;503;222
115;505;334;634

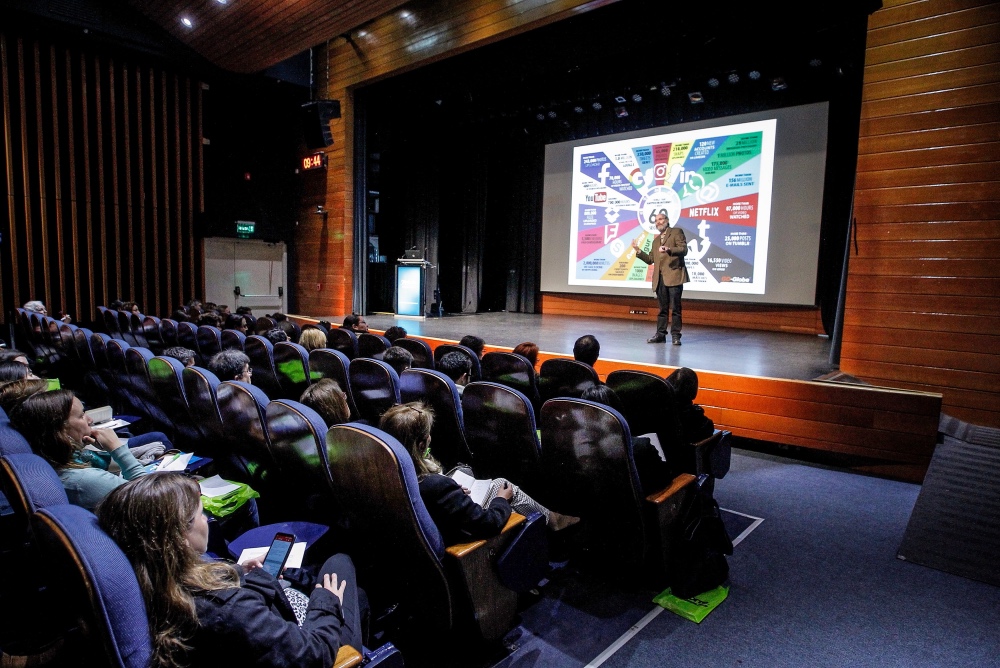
215;0;228;5
180;16;193;28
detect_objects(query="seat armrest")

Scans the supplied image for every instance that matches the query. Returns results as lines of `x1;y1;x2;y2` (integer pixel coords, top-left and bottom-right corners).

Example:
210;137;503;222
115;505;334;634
334;645;362;668
443;513;525;641
643;474;697;581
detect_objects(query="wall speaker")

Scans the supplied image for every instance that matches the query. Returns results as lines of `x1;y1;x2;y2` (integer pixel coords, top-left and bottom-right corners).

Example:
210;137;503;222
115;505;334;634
301;100;341;149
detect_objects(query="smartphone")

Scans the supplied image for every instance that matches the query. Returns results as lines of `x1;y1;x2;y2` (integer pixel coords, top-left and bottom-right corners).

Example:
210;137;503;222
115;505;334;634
261;532;296;577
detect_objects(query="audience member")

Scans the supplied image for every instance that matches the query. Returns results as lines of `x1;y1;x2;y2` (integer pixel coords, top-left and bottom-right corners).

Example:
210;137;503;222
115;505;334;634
108;299;124;312
580;385;673;493
98;473;363;668
217;304;232;317
379;403;578;544
171;309;190;323
666;367;715;444
0;362;36;383
224;314;250;334
277;319;298;343
299;328;327;352
0;349;31;366
437;352;471;396
0;377;48;415
23;300;72;323
236;306;254;317
300;379;351;426
459;335;485;359
198;312;223;328
384;326;407;343
11;389;149;510
163;347;197;368
121;301;141;315
573;334;600;367
342;314;368;333
265;328;289;345
208;350;252;382
383;346;413;376
513;342;540;372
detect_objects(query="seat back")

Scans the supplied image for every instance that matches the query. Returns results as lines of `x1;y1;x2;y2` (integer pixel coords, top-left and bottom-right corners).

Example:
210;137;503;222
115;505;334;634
326;328;358;359
129;313;149;348
433;344;482;381
348;358;401;424
538;358;599;403
480;352;539;408
0;453;69;523
141;316;163;354
244;335;281;399
181;366;226;450
159;318;179;348
399;369;471;469
325;423;452;632
357;332;390;360
32;505;153;668
117;311;137;346
196;325;223;363
147;356;201;444
102;308;121;338
264;400;336;519
254;316;277;334
394;338;435;369
539;398;647;572
216;381;277;494
176;322;200;363
462;382;540;486
105;339;140;415
308;349;359;420
0;425;33;456
221;329;246;351
124;347;173;433
606;369;682;447
273;341;312;400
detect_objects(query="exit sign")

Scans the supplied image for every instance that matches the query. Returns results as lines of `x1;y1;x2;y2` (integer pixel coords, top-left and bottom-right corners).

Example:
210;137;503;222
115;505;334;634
236;221;255;238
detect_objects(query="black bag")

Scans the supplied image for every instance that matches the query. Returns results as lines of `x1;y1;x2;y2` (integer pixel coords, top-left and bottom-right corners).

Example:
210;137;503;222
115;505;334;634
669;490;733;599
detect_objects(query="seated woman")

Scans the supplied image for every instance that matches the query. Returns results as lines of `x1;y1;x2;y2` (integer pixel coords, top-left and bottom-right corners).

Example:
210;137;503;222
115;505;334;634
0;377;48;415
513;341;540;376
98;473;363;668
10;389;154;510
298;327;327;352
378;402;578;544
0;361;38;383
300;379;351;426
665;367;715;444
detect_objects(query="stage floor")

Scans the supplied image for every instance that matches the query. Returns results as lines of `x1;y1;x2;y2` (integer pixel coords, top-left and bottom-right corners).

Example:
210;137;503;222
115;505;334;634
313;312;834;381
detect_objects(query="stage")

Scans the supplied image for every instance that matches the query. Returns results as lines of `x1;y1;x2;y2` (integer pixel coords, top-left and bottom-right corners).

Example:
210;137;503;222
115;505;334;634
294;311;942;482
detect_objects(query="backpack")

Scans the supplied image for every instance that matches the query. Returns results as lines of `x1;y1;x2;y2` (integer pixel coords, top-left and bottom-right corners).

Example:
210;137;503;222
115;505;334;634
669;488;733;599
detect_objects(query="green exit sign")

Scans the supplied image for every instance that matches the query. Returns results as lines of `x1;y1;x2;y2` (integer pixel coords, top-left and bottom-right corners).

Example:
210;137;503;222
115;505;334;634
236;221;255;238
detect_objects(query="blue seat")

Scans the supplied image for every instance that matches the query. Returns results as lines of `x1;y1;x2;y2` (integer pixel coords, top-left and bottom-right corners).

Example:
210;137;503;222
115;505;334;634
148;356;202;446
264;400;338;522
244;335;281;399
461;382;541;489
129;313;149;348
348;358;400;424
394;338;435;369
141;316;163;354
176;321;200;363
124;347;174;434
221;328;246;351
326;328;358;359
309;348;359;420
197;325;223;363
273;341;312;400
606;368;681;447
159;318;179;348
399;368;472;469
538;358;599;403
433;344;482;381
0;453;69;519
106;339;142;416
117;311;138;346
357;332;390;360
0;425;32;457
102;307;122;339
182;365;226;445
481;352;540;410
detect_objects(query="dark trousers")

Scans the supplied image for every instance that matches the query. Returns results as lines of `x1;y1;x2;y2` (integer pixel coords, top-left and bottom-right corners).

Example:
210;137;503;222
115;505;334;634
656;282;684;338
318;553;366;652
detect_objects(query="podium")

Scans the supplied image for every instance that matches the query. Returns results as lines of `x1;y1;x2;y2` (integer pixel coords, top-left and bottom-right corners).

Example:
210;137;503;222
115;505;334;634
396;257;433;320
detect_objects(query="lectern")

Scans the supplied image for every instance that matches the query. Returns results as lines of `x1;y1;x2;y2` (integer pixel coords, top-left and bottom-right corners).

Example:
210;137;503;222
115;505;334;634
396;250;433;320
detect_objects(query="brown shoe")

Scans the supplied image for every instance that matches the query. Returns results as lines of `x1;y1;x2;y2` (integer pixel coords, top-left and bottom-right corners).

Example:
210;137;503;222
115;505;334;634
548;512;581;531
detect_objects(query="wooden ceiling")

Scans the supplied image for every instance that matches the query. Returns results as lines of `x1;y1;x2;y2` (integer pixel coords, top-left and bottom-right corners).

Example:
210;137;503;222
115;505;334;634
124;0;411;74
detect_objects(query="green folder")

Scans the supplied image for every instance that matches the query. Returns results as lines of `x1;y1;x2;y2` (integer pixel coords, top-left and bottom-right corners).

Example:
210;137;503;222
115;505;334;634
653;585;729;623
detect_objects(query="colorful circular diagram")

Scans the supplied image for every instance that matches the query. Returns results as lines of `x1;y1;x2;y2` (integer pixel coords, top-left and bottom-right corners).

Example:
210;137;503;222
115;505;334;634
637;186;681;234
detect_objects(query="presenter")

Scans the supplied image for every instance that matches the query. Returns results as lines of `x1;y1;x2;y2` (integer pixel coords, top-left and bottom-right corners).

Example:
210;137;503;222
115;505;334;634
632;212;689;345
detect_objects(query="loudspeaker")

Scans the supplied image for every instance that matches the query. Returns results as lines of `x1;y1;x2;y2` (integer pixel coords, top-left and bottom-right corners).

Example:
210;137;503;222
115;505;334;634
300;100;341;149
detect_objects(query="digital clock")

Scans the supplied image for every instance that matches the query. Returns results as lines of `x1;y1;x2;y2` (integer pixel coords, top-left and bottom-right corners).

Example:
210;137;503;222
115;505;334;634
301;152;327;171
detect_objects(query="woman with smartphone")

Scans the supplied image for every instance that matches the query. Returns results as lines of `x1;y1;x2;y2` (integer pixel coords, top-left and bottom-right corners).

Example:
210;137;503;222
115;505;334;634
98;473;363;668
379;402;578;545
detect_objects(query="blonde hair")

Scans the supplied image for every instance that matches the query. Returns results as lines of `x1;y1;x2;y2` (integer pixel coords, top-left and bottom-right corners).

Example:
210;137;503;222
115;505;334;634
379;402;441;476
298;328;326;351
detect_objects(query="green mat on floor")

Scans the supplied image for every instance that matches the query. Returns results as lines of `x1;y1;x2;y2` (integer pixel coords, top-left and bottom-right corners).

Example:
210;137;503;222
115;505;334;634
653;585;729;623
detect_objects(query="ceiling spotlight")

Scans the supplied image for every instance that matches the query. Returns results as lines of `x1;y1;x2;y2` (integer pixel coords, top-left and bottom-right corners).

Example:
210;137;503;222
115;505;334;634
748;70;761;80
660;84;671;97
727;72;739;84
614;106;629;118
592;101;602;111
771;77;787;91
215;0;228;4
631;93;642;103
536;113;546;121
708;77;719;88
809;58;823;67
547;110;557;119
573;105;584;113
688;91;704;104
614;95;626;104
180;16;193;27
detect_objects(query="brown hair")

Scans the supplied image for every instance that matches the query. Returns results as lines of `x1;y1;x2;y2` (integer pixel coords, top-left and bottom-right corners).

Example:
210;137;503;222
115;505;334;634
98;473;240;668
0;377;48;415
300;379;351;425
9;389;82;469
379;402;440;476
513;342;539;369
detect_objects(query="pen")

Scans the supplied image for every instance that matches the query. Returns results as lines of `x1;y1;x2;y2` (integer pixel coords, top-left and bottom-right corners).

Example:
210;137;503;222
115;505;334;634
161;452;183;470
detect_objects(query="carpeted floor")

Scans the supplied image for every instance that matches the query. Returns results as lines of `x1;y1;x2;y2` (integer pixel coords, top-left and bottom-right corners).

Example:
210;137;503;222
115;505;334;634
481;449;1000;668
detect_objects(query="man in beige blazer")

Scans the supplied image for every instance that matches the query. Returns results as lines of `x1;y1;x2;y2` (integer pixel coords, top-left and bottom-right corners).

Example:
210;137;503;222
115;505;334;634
632;212;689;345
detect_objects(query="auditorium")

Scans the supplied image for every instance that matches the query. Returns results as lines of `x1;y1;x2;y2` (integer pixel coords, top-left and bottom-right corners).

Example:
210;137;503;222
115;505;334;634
1;0;998;666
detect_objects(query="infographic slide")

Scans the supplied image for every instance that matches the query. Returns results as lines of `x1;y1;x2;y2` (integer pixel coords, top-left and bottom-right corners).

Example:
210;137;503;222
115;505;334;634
568;119;776;294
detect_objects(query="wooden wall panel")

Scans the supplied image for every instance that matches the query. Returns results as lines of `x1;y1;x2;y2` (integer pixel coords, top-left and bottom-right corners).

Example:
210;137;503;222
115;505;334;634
842;0;1000;428
0;31;205;325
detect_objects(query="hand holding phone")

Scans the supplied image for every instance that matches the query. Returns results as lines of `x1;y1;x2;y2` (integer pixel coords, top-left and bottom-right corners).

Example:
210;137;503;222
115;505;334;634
261;532;296;577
